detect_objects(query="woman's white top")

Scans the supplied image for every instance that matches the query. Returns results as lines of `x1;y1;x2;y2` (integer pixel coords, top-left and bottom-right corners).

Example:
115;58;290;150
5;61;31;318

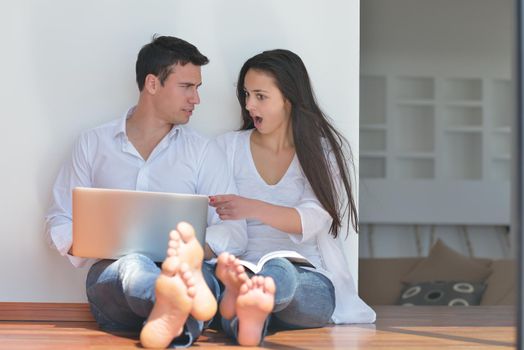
215;130;376;324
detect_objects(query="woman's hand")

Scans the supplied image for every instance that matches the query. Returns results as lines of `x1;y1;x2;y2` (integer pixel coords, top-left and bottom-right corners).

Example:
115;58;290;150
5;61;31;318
209;194;260;220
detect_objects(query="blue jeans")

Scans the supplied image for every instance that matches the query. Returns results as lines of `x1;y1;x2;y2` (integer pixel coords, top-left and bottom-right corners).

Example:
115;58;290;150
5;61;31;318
221;257;335;344
86;253;219;348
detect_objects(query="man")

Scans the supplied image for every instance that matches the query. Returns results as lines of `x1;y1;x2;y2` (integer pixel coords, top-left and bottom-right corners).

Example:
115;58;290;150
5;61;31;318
45;36;246;348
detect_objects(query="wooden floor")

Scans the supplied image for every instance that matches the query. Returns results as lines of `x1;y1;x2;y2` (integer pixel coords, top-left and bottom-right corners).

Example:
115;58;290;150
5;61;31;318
0;303;516;349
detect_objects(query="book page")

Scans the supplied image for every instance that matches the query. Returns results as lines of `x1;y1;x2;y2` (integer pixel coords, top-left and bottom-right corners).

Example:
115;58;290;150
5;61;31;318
238;250;314;274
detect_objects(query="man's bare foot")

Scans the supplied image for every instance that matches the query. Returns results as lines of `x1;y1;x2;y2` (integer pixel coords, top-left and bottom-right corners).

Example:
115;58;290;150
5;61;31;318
216;252;250;320
168;221;217;321
236;276;275;346
140;257;195;349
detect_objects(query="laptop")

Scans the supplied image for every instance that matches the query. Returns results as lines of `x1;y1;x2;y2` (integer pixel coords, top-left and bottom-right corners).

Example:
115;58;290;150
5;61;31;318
72;187;209;262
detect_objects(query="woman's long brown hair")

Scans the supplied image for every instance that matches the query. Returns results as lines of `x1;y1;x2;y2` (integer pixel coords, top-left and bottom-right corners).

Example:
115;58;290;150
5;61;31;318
237;49;358;237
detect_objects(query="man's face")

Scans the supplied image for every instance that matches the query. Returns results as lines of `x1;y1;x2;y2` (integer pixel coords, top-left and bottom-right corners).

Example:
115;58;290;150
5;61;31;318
153;63;202;125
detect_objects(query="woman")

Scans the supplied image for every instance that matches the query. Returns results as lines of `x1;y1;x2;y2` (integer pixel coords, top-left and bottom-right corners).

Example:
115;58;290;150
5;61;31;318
211;49;375;346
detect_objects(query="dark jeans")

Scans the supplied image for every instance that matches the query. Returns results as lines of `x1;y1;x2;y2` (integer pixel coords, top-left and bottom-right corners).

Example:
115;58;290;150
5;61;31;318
221;257;335;344
86;253;219;348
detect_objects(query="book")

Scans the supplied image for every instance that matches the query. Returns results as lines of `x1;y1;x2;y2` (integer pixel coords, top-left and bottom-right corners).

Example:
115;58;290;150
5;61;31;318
238;250;315;274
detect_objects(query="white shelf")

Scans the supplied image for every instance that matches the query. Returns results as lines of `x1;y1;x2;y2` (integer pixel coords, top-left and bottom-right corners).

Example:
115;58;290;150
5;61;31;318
395;158;434;179
396;99;435;106
444;105;482;127
445;127;483;133
361;129;386;152
492;155;511;161
491;133;510;157
493;127;511;134
443;133;482;180
445;100;483;107
361;151;387;157
360;76;386;125
359;74;512;223
396;152;435;159
360;124;387;130
491;79;512;128
360;157;386;179
490;158;511;181
443;78;482;101
395;76;434;99
360;180;510;224
396;105;434;153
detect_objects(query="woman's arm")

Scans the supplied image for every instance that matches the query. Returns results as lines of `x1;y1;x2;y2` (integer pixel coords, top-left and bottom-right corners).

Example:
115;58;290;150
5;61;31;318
209;194;303;235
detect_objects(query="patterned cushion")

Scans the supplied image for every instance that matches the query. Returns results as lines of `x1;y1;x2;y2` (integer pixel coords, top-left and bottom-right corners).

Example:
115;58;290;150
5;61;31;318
397;281;486;306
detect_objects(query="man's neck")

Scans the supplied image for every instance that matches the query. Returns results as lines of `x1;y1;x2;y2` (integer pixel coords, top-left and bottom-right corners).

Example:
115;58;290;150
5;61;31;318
125;103;175;160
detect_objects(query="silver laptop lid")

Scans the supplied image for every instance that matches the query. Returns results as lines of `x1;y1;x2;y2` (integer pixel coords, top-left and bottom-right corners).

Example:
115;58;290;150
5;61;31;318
72;187;208;262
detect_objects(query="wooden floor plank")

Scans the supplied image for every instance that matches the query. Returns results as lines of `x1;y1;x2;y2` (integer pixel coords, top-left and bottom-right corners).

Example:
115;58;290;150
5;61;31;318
0;303;516;349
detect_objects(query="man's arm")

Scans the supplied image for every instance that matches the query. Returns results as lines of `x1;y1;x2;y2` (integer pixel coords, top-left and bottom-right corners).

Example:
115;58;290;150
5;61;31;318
44;132;92;267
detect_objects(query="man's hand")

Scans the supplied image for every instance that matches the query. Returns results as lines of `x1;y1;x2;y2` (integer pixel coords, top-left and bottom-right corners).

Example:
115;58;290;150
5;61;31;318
204;243;216;260
209;194;260;221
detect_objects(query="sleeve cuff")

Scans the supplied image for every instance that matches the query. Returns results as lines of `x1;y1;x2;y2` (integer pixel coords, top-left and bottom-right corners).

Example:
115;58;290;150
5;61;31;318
49;222;93;268
205;220;247;257
293;206;332;244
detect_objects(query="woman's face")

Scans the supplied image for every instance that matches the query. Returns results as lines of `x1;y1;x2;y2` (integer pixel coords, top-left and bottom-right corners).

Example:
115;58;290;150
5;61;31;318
243;69;291;135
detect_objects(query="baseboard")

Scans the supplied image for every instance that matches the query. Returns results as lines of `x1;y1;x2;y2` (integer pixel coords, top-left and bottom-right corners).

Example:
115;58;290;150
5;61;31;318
0;302;94;322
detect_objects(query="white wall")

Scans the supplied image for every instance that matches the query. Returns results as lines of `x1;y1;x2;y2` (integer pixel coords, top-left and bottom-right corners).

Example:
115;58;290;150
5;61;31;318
0;0;360;302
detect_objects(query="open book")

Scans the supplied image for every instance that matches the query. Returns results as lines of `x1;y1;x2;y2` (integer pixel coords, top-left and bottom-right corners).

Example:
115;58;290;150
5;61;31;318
238;250;315;274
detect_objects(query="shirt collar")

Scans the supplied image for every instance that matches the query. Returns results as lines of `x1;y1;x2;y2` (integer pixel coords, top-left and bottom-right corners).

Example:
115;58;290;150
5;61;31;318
112;106;182;140
113;106;135;139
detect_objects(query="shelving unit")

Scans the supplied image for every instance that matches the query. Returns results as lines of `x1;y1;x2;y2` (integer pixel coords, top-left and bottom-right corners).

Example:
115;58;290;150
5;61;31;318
359;74;512;224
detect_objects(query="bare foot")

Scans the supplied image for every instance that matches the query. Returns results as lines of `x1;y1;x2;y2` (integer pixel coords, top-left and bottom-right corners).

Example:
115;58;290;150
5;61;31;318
168;221;217;321
216;252;250;320
236;276;275;346
140;257;195;349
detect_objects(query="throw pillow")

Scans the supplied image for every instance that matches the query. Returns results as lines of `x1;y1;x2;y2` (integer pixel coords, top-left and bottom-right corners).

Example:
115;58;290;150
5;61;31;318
401;239;492;284
397;281;486;306
481;259;516;305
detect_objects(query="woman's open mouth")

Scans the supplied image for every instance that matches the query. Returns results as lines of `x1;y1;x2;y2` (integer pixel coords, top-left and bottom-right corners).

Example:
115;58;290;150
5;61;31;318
253;116;263;127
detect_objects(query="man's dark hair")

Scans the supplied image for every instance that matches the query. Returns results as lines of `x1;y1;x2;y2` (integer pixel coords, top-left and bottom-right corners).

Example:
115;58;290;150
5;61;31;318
136;35;209;91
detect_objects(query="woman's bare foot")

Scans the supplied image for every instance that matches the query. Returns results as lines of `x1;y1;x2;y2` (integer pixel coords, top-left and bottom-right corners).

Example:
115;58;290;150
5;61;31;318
140;257;195;349
236;276;275;346
216;252;250;320
168;221;217;321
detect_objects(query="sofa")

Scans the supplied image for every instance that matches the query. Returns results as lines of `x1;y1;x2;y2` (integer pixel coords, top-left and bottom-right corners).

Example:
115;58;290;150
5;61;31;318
358;239;516;306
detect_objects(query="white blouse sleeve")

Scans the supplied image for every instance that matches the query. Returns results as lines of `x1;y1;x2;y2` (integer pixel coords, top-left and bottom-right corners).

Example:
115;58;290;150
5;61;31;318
291;146;347;244
291;178;333;244
202;132;247;257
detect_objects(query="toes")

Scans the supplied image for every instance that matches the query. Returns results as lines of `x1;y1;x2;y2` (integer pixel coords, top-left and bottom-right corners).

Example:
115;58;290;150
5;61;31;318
235;264;245;274
167;248;177;257
252;276;264;288
187;276;196;287
217;252;229;265
176;222;196;242
239;282;250;295
161;256;180;274
168;239;179;248
187;285;197;297
264;277;276;294
169;229;181;241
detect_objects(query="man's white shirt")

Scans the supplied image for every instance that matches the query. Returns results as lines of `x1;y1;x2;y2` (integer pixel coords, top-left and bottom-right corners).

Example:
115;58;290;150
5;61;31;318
45;107;247;267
